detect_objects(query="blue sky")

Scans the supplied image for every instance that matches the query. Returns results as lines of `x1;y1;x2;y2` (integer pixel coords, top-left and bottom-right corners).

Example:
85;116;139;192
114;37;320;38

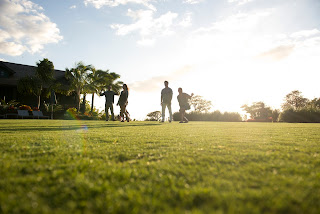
1;0;320;119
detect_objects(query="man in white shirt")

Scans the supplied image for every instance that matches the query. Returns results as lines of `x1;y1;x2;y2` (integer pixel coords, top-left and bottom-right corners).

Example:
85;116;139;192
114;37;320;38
161;81;173;122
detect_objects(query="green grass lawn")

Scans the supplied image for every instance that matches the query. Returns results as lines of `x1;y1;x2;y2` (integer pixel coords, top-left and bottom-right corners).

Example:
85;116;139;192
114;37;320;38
0;120;319;213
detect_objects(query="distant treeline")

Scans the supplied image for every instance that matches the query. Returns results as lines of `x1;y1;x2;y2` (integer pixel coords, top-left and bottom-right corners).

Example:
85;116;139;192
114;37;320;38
146;90;320;123
280;108;320;123
173;111;242;122
243;90;320;123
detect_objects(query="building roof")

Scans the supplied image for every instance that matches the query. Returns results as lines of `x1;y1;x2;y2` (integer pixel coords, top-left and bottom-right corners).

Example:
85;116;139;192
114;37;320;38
0;61;66;87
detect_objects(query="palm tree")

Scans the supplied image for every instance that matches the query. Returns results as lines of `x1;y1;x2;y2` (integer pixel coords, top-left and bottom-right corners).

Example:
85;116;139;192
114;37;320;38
65;62;93;112
87;69;122;113
87;69;107;112
107;72;123;93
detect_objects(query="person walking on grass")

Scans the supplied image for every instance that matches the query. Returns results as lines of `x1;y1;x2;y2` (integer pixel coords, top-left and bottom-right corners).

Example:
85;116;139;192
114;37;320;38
161;80;173;122
117;84;130;122
177;87;193;123
100;85;118;121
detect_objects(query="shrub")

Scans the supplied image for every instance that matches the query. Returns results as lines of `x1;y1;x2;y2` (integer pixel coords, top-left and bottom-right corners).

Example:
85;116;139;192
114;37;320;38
0;105;8;114
64;108;100;120
173;111;242;122
64;108;78;120
19;105;32;111
221;112;243;122
247;117;272;122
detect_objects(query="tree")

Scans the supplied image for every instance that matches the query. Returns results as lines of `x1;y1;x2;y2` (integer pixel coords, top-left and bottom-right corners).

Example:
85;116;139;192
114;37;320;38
36;58;54;86
279;92;320;123
282;90;309;110
309;98;320;109
88;69;122;113
35;58;55;108
146;111;161;121
189;95;212;113
104;72;123;93
271;109;280;122
65;62;93;112
17;76;42;106
280;108;320;123
241;102;272;120
17;58;55;108
86;68;102;113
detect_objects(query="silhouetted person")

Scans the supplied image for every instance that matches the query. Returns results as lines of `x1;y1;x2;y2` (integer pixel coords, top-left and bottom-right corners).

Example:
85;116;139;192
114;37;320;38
177;87;193;123
117;84;130;122
161;80;173;122
100;85;118;121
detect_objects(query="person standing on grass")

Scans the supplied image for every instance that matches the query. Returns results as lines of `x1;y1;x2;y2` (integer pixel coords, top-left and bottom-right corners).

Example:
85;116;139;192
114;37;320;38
161;81;173;123
177;87;193;123
117;84;130;122
100;85;118;121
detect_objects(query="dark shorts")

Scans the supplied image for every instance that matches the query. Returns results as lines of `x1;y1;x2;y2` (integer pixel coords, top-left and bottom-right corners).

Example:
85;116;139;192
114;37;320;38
179;103;190;112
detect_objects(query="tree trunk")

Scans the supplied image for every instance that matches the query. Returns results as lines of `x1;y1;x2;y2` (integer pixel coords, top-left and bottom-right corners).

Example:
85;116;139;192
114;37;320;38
37;85;42;109
77;91;81;112
51;104;54;119
81;93;86;114
91;93;95;112
37;95;41;109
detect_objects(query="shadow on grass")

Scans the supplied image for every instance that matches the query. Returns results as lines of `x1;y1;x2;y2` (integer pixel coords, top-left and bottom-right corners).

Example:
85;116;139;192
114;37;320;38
0;122;162;132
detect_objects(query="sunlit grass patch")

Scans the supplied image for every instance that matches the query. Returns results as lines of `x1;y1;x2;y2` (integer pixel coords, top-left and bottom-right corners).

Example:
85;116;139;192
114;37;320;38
0;120;319;213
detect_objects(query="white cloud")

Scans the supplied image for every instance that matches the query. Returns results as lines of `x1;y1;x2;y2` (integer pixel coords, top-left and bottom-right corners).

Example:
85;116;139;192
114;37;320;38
183;0;204;4
70;5;77;9
183;10;275;63
84;0;156;11
111;9;179;46
0;41;27;56
291;29;320;39
256;45;295;61
210;10;272;33
255;29;320;61
181;9;320;68
137;38;155;46
190;10;273;45
0;0;63;56
177;10;320;107
86;0;193;46
228;0;255;5
179;12;192;27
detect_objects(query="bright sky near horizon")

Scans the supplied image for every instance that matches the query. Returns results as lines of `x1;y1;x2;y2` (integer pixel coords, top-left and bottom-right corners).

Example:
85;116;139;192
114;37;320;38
0;0;320;120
